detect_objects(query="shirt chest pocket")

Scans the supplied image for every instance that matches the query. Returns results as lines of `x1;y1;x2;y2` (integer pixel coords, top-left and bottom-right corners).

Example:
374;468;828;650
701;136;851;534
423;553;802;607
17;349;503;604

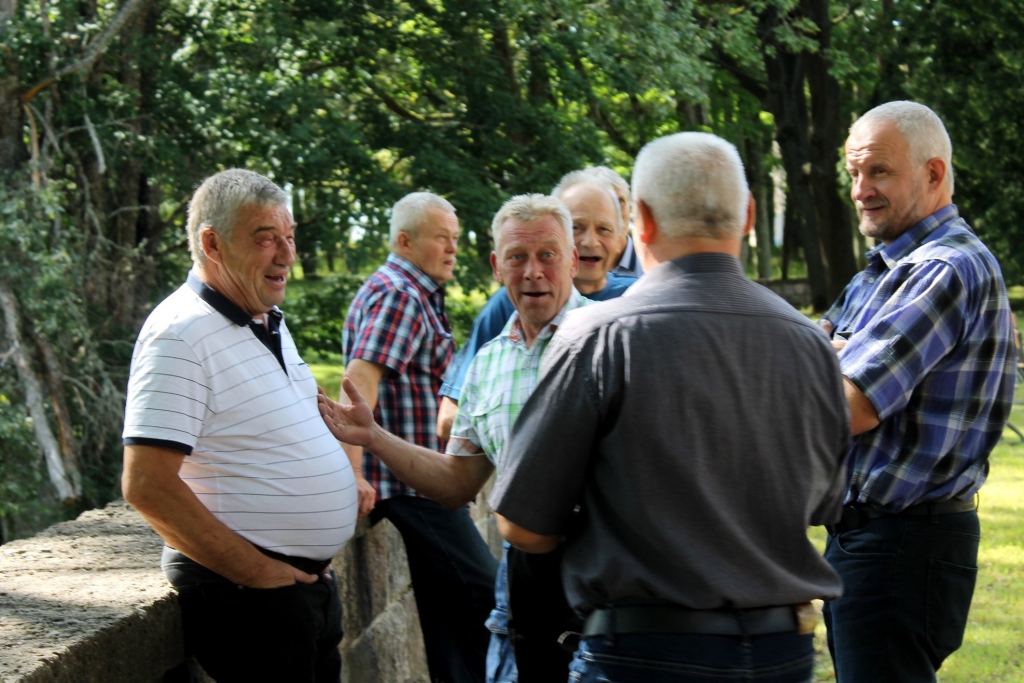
469;390;511;464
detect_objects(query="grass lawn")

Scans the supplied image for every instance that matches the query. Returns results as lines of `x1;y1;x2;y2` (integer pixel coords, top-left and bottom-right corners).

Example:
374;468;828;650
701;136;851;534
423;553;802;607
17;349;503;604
810;396;1024;682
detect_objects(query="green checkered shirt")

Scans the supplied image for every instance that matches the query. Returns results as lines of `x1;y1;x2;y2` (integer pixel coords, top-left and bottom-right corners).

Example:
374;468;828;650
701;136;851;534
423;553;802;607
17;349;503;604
446;288;591;469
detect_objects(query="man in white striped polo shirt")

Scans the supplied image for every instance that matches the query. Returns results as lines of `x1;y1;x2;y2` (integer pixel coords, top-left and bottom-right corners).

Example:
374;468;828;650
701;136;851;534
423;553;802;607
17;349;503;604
122;170;358;683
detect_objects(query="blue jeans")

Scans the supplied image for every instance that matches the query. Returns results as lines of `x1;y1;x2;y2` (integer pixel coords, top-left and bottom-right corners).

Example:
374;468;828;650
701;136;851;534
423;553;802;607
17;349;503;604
377;495;498;683
486;543;518;682
567;632;814;682
823;510;980;683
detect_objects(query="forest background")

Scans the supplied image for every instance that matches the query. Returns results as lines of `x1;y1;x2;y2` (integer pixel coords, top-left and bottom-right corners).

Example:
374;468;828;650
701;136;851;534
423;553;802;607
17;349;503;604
1;0;1022;540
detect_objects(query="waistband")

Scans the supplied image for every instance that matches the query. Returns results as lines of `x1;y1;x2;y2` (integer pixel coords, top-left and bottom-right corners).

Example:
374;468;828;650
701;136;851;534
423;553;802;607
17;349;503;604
582;603;817;638
829;496;978;535
162;546;331;585
254;546;332;576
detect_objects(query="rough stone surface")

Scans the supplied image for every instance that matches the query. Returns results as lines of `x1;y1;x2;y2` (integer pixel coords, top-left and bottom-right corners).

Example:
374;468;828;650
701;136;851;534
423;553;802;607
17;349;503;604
0;502;183;683
1;494;501;683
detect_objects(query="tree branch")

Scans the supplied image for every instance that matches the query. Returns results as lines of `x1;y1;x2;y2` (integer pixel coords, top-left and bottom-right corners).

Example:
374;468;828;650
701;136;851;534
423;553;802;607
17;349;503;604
0;283;79;503
21;0;149;103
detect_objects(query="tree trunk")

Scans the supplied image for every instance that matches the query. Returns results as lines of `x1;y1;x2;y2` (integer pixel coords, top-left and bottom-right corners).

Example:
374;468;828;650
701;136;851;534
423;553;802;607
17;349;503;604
0;283;79;504
756;6;829;310
803;0;858;302
745;136;774;279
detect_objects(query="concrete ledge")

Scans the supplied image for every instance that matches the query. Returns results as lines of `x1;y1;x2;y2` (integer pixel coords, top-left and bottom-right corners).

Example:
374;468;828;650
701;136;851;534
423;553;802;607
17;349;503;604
1;493;499;683
0;502;183;683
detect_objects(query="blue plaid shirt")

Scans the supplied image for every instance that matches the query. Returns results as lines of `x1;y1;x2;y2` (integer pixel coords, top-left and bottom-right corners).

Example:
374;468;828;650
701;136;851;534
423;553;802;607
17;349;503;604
822;204;1016;512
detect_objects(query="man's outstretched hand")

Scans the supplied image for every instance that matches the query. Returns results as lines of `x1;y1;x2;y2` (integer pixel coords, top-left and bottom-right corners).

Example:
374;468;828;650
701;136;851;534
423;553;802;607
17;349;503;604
318;378;377;449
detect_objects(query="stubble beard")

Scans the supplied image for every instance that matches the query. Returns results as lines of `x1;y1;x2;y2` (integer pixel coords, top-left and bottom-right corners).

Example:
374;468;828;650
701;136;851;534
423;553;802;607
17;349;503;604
857;189;925;243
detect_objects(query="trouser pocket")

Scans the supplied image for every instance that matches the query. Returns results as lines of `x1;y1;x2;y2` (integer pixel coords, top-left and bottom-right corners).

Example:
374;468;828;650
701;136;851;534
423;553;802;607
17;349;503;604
927;558;978;662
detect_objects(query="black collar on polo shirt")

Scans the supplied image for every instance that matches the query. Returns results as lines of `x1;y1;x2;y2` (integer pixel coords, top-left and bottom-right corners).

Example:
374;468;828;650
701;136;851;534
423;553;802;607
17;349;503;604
186;271;287;372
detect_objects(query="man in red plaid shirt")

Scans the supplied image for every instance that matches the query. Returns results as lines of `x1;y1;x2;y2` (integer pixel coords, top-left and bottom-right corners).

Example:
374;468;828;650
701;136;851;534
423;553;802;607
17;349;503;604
341;192;497;683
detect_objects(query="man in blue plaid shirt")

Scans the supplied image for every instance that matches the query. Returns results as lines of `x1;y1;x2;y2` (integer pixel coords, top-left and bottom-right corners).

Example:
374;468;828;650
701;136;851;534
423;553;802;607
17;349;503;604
820;101;1016;682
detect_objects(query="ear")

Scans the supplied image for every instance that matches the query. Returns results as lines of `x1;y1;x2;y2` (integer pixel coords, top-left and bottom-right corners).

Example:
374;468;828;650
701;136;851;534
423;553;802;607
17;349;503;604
636;200;658;245
395;231;412;254
569;246;579;279
743;192;756;237
490;251;502;284
200;227;224;266
925;157;947;192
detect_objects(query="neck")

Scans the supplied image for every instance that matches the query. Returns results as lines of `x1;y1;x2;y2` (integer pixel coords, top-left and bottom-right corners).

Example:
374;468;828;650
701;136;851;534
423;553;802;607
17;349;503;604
194;263;260;317
575;276;606;295
640;236;742;271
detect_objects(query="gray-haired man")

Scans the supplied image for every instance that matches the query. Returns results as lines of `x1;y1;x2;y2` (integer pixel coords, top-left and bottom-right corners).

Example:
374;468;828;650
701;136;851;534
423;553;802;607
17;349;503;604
492;133;851;682
122;169;358;682
340;192;497;683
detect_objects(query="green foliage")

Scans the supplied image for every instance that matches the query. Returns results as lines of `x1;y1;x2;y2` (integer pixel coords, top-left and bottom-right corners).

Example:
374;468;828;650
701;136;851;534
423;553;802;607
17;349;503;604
284;274;364;358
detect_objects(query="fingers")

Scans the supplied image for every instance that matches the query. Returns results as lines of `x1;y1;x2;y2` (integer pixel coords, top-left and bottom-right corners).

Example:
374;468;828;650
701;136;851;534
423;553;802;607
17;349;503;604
292;566;319;585
342;376;365;406
831;339;848;352
819;319;834;334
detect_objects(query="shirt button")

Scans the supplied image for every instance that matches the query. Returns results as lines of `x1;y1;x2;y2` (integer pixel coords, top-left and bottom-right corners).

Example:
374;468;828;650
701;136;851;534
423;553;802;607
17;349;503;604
868;277;876;283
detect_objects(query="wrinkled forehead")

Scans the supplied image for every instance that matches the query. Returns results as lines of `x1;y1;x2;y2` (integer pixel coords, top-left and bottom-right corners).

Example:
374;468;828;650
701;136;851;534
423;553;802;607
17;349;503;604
497;216;571;253
845;120;910;161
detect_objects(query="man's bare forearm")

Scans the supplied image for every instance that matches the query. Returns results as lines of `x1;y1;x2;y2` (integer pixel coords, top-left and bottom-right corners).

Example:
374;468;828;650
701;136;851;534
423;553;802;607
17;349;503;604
364;424;492;508
122;445;311;587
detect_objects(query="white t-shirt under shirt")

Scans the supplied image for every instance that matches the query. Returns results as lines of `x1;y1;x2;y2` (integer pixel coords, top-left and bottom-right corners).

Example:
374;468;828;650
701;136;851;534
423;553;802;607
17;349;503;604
123;274;357;560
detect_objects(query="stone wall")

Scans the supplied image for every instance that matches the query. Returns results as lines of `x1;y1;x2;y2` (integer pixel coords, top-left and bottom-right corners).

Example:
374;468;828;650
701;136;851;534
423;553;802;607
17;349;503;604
0;489;501;683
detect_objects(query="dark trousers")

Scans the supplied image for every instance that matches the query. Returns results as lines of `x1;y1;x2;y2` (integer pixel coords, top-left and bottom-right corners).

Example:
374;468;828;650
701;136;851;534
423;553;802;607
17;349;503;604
376;495;498;683
163;549;343;683
505;545;579;682
823;510;980;683
568;632;815;682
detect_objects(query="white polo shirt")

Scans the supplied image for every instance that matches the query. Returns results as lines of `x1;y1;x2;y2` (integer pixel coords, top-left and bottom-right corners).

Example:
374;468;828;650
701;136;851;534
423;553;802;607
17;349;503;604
123;272;357;560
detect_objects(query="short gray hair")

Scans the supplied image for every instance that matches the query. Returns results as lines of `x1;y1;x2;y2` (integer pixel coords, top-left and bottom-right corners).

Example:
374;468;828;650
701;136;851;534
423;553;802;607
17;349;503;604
551;172;625;235
187;169;289;265
632;132;749;239
491;194;573;252
581;166;631;224
851;100;954;194
389;192;457;249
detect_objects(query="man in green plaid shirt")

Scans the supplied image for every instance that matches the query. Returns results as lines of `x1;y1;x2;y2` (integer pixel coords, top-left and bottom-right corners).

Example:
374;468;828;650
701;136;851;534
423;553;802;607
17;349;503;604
319;193;623;682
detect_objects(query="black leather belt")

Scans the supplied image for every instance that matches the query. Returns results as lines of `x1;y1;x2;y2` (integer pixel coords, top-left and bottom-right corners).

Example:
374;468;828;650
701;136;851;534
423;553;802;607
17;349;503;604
830;497;977;534
583;604;808;637
256;546;331;576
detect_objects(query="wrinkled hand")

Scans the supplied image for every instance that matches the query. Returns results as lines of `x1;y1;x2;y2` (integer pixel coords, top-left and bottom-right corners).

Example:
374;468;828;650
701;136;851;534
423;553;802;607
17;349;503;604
436;396;459;441
317;379;376;448
819;319;834;336
354;474;376;519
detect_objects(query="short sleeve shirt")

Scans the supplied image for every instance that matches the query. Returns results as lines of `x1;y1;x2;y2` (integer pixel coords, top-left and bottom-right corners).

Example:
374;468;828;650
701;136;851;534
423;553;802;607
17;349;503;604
491;254;849;614
122;272;358;560
822;205;1016;511
446;289;590;468
342;254;455;499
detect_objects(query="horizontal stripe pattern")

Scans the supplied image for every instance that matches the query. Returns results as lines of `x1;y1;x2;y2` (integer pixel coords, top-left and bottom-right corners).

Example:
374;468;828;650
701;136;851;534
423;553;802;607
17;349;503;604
124;282;358;559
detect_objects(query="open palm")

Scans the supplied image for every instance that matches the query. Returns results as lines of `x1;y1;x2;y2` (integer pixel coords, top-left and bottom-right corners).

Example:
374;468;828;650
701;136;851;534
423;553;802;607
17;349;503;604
317;378;376;448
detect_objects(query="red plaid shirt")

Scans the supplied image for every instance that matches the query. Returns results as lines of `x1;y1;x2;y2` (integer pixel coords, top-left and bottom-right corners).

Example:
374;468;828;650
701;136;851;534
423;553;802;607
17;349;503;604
342;254;455;499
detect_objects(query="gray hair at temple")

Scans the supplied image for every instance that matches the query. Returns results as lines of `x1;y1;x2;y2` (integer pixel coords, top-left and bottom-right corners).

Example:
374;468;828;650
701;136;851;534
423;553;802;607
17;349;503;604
491;194;573;252
187;169;289;265
389;192;457;249
582;166;631;225
850;100;955;194
632;132;749;240
551;171;625;235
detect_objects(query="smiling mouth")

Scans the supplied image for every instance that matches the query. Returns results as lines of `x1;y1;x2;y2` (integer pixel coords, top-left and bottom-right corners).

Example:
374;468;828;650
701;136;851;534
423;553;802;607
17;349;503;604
265;274;287;285
522;292;550;299
579;256;602;265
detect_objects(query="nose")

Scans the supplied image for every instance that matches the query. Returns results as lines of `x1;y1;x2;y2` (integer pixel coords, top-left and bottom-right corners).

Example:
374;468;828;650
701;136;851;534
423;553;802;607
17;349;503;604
446;235;457;253
851;173;874;203
576;225;596;249
277;235;296;266
522;254;544;280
